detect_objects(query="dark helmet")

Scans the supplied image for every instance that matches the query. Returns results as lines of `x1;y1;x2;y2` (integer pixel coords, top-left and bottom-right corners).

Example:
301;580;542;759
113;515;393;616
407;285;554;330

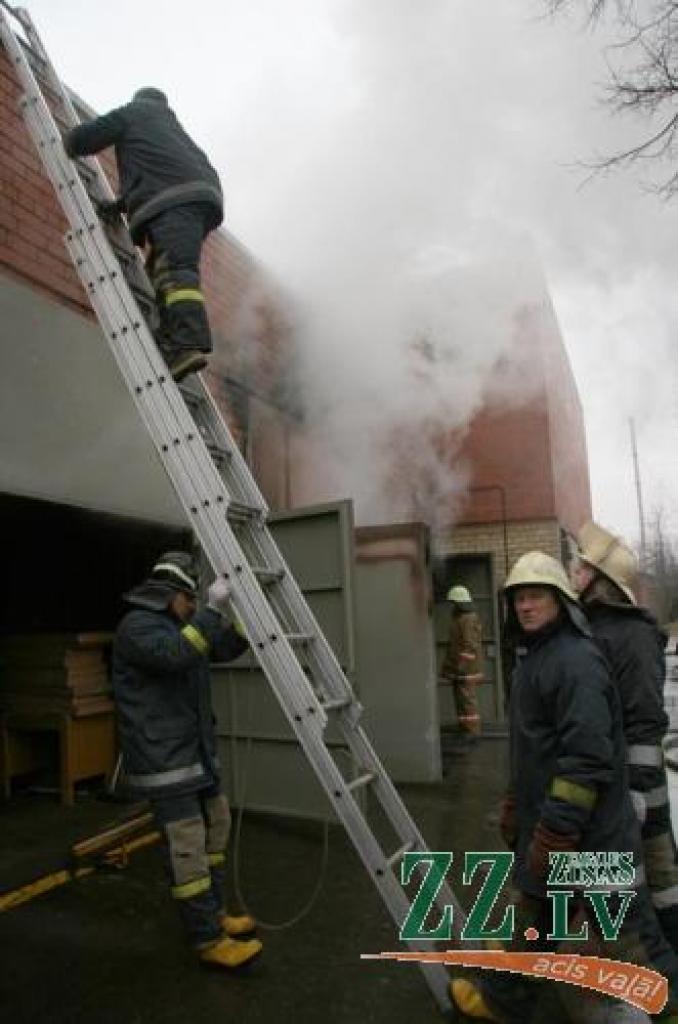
124;551;199;611
132;87;168;105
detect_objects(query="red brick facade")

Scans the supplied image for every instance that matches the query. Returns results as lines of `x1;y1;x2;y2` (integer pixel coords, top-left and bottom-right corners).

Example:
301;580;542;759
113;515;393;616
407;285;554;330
0;47;88;313
458;300;592;536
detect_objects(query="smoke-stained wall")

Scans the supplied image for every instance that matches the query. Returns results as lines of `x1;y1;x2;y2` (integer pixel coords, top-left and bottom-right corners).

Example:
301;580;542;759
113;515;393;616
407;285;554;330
455;300;592;533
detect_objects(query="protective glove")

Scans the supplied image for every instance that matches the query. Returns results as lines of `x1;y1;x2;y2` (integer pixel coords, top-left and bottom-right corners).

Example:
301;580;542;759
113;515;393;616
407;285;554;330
499;793;517;849
206;577;232;616
96;197;124;224
527;820;580;881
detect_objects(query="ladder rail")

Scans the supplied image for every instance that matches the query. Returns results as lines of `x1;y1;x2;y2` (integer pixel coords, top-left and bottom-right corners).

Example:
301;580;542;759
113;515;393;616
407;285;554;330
65;230;333;732
63;173;468;979
0;4;157;309
13;23;362;732
185;377;270;511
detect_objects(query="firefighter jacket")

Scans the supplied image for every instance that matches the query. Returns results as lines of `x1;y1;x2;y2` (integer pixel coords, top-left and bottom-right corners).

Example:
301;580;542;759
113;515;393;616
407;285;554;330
583;596;669;826
112;605;247;798
64;94;223;243
584;600;668;744
440;608;484;684
508;607;641;897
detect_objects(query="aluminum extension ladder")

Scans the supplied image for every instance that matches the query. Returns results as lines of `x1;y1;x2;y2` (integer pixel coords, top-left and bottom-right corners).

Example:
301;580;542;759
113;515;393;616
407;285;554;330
0;4;464;1010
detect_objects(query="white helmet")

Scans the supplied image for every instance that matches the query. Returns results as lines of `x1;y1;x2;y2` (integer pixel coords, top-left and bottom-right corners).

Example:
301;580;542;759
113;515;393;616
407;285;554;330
504;550;578;603
576;521;637;605
446;584;472;604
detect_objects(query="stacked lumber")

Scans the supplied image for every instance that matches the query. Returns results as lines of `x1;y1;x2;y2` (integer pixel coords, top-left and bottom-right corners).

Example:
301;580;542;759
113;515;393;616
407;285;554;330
0;633;114;717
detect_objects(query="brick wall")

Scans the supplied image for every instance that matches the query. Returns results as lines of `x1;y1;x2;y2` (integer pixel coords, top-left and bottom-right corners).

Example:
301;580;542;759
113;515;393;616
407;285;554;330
455;300;591;535
539;297;593;535
438;517;562;587
456;401;555;524
0;47;89;312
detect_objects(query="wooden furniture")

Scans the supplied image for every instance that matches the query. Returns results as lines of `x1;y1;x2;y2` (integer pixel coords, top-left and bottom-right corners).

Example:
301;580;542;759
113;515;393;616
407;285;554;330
0;632;116;804
0;705;116;805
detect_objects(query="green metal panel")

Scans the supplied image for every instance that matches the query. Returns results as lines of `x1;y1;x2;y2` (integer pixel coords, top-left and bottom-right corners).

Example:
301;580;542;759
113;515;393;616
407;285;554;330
211;501;357;821
354;525;442;782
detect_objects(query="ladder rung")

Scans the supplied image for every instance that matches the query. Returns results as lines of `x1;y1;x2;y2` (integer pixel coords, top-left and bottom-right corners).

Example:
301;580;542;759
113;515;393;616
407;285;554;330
251;565;284;584
206;442;232;466
21;40;48;76
227;501;264;522
52;108;71;131
26;60;65;108
385;841;415;870
73;158;100;190
285;632;314;645
347;772;376;793
321;697;352;712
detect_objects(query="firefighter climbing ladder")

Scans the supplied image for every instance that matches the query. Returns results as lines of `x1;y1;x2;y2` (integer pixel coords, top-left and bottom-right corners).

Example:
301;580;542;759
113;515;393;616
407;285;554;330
0;4;463;1011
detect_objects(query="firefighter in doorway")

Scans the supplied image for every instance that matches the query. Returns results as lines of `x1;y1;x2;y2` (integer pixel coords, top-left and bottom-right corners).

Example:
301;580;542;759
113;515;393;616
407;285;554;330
64;88;223;383
572;520;678;955
112;551;262;970
440;584;484;747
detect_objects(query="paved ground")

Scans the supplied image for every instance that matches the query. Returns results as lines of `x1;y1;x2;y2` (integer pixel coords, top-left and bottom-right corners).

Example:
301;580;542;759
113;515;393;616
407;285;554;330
0;739;509;1024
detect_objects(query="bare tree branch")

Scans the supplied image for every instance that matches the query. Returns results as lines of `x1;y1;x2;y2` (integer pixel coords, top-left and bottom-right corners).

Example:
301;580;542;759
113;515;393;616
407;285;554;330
547;0;678;197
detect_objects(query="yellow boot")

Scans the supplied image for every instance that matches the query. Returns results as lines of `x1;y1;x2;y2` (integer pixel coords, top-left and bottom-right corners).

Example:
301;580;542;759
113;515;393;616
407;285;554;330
199;935;262;969
450;978;500;1021
220;912;257;937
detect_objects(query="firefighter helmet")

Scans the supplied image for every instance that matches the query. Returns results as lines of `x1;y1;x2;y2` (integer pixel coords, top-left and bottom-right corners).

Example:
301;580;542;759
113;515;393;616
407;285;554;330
446;585;472;604
576;521;637;605
124;551;200;611
132;87;168;105
504;550;578;603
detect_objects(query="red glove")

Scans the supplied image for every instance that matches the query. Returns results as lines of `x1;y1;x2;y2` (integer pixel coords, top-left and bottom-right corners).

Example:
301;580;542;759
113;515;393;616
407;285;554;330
499;794;517;849
527;821;580;881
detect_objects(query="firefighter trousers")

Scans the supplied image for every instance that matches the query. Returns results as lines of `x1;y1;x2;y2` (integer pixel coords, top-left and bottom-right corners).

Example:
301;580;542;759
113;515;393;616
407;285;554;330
150;782;232;949
630;754;678;953
453;673;482;735
143;202;217;359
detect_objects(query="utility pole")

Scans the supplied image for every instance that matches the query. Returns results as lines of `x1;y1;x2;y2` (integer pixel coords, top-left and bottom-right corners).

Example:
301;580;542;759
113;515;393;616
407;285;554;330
629;417;647;568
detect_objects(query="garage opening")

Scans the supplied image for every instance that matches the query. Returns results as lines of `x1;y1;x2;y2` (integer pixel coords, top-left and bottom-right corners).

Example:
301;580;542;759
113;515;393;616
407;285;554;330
0;492;190;802
432;553;506;762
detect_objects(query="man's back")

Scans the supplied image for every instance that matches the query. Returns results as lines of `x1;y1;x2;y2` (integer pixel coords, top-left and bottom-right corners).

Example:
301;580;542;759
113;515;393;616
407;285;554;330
65;91;222;240
586;601;668;745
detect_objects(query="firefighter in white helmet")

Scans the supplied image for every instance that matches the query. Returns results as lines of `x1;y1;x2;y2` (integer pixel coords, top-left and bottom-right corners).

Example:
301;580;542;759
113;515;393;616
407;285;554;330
440;584;484;749
450;550;678;1023
572;521;678;954
112;552;262;970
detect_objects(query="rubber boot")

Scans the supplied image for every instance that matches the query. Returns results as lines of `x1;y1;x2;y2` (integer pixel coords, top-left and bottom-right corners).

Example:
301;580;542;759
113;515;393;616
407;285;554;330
167;350;208;382
450;978;501;1021
220;912;257;937
199;935;262;969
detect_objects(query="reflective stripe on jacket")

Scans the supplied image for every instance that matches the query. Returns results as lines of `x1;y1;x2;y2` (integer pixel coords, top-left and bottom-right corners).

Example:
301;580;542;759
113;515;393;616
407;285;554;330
112;606;247;797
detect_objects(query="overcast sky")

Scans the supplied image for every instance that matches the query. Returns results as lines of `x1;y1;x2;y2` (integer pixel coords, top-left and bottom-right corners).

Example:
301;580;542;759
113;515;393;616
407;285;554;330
19;0;678;544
